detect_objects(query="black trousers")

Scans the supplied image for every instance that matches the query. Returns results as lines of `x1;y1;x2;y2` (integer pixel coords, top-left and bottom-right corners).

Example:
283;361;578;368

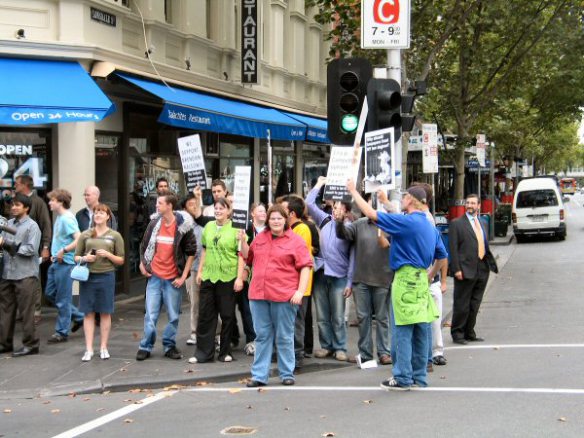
195;279;236;362
0;277;40;349
304;295;314;354
451;262;490;341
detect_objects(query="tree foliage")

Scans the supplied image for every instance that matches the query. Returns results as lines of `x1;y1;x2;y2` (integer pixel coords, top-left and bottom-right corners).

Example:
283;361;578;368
306;0;584;196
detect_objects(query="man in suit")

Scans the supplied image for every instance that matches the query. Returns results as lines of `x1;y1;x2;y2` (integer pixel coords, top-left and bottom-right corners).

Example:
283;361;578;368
449;194;498;344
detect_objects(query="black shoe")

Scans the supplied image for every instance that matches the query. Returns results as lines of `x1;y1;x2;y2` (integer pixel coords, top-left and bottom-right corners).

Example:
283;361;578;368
47;334;68;344
164;346;183;360
0;344;13;354
466;337;485;342
12;346;39;357
246;380;266;388
432;355;447;366
71;320;83;333
282;378;295;386
452;338;468;345
136;349;151;361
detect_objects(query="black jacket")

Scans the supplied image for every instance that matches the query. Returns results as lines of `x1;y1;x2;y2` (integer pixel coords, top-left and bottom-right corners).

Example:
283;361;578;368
449;215;498;279
139;211;197;276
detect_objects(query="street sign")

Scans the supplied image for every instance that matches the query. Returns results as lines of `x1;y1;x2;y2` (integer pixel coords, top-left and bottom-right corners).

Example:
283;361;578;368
361;0;411;49
422;123;438;174
476;133;486;167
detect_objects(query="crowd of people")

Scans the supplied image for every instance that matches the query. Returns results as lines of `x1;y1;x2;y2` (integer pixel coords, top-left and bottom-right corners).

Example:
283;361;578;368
0;174;497;391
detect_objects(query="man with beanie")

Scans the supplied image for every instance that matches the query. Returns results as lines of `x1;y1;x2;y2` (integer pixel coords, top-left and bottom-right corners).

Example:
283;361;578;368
347;180;448;390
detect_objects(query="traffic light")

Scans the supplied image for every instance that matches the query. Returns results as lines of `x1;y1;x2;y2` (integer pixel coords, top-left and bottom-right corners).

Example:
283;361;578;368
367;78;403;141
327;58;372;145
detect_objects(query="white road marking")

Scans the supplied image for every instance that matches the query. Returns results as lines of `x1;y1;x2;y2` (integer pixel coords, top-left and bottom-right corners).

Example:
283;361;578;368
51;390;178;438
445;343;584;350
183;386;584;395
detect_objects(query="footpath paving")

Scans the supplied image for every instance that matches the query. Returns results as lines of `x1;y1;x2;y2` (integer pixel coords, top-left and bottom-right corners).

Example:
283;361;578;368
0;229;515;400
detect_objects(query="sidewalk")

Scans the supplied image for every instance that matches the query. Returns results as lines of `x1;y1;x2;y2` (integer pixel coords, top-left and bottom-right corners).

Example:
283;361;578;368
0;234;515;400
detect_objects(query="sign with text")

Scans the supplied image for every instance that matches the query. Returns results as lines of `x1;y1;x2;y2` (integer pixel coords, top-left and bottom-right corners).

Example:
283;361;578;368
422;123;438;174
364;127;395;193
476;133;486;167
177;134;207;191
324;146;362;201
361;0;411;49
232;166;252;229
241;0;259;84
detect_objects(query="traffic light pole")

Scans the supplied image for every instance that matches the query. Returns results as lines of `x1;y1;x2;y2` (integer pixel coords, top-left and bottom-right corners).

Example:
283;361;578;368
387;49;403;203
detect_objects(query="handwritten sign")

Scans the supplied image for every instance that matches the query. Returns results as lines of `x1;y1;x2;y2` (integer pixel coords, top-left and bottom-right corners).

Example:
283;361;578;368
231;166;252;229
177;134;207;191
324;146;362;201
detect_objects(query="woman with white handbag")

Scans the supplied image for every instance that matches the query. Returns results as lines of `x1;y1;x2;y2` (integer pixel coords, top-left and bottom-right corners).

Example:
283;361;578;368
74;204;124;362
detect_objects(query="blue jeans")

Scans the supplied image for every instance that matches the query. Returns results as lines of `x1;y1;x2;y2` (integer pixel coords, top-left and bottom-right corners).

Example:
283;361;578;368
139;275;183;353
353;282;391;360
313;270;347;352
250;300;297;383
45;262;84;337
392;321;430;387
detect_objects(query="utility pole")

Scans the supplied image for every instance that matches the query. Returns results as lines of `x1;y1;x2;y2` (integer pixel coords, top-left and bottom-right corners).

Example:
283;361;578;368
387;49;403;204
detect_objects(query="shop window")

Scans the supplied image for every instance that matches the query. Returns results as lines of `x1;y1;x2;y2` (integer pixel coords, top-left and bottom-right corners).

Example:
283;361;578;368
95;133;120;218
218;135;253;193
302;143;329;197
0;129;51;216
259;139;295;204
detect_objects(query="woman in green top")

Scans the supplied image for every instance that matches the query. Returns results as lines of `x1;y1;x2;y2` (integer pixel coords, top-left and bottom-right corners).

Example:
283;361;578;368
189;198;246;363
74;204;124;362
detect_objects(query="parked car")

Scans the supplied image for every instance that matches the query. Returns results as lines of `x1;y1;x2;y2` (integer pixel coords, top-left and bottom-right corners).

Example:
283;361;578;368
512;177;566;242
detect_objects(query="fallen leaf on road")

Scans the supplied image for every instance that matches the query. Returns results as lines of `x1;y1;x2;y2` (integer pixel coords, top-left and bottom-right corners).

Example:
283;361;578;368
322;433;335;437
257;388;266;393
320;415;326;419
132;332;139;340
558;417;567;422
83;398;91;402
284;407;290;411
362;400;373;404
123;418;134;424
128;388;143;394
120;368;128;372
134;401;143;405
228;388;242;394
238;378;250;384
42;401;51;405
164;384;186;390
103;391;111;395
96;408;105;412
68;392;77;398
184;369;195;374
51;409;61;414
440;376;447;380
3;409;12;414
194;381;210;387
123;399;133;403
493;347;500;350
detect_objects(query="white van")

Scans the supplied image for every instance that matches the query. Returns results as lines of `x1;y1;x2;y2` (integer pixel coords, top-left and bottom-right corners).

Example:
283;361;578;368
512;177;566;242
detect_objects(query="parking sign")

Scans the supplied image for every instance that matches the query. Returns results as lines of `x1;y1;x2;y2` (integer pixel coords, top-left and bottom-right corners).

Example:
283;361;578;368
361;0;411;49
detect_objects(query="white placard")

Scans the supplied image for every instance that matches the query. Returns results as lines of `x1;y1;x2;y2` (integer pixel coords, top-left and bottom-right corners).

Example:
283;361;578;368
324;146;362;201
361;0;411;49
476;133;486;167
422;123;438;174
177;134;207;190
364;127;396;193
231;166;252;229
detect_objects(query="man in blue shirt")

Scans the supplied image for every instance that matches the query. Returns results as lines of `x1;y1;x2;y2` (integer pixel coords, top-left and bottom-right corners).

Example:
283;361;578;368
45;189;84;344
347;180;448;390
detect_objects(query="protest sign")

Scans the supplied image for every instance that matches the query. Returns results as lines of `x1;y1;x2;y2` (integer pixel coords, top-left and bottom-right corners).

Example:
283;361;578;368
324;146;362;201
231;166;252;229
177;134;207;191
364;127;396;193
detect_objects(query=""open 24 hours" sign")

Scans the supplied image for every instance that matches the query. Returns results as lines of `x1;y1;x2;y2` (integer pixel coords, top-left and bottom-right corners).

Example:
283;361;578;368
361;0;411;49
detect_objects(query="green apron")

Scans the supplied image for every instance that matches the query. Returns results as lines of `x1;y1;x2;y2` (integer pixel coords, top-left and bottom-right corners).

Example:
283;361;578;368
391;265;438;325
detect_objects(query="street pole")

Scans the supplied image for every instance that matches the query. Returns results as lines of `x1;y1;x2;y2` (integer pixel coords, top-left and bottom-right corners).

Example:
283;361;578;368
387;49;402;205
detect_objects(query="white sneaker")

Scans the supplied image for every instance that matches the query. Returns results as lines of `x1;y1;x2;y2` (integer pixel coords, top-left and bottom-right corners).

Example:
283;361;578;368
100;349;110;360
244;342;256;356
221;355;233;363
186;335;197;345
82;351;94;362
188;356;198;364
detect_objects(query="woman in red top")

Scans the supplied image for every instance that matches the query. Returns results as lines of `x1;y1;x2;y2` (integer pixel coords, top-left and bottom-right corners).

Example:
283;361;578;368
240;204;312;387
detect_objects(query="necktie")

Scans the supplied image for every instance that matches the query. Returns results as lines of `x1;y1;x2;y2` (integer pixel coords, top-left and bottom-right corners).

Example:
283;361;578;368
473;217;485;260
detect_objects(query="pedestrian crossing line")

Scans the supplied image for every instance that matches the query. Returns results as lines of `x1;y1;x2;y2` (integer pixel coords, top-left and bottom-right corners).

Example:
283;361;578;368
183;386;584;395
445;343;584;350
51;390;178;438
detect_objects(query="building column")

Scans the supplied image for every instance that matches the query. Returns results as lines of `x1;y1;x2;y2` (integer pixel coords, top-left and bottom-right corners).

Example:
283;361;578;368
55;122;95;213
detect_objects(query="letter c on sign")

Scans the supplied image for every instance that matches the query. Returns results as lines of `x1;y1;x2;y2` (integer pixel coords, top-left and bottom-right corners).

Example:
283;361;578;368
374;0;400;25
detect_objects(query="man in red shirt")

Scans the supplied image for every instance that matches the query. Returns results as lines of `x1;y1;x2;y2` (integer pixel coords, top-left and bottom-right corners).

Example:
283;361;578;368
136;191;197;361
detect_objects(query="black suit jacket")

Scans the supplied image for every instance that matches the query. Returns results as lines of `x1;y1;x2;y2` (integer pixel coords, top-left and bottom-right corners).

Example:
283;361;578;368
449;215;498;279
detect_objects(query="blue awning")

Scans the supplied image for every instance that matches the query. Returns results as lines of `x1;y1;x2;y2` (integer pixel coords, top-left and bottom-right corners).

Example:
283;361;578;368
118;74;306;141
0;57;114;125
282;112;330;143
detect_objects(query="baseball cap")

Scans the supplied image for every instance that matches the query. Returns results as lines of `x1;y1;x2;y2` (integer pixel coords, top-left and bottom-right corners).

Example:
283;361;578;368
407;186;427;204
